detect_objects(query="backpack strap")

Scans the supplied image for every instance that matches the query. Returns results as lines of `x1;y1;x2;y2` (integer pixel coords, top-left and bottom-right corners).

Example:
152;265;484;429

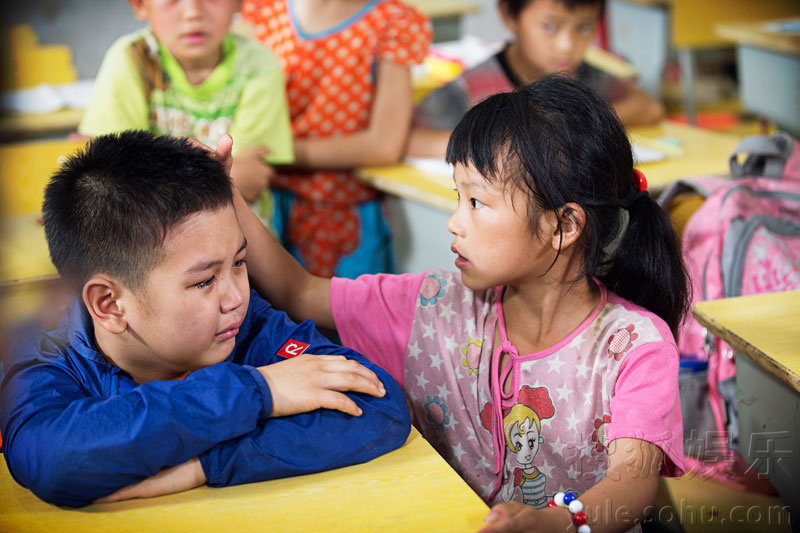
729;132;794;179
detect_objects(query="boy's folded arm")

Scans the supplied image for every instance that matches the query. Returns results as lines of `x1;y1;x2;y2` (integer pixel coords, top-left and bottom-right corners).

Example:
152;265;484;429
201;303;411;487
199;358;410;487
0;360;271;507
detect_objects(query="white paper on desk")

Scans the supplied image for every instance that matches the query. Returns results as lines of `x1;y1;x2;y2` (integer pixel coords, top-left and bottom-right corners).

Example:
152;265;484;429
632;143;666;164
405;157;454;178
1;80;94;114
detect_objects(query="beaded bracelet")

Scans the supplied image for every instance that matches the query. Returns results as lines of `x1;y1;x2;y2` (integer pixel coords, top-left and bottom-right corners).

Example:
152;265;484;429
547;491;590;533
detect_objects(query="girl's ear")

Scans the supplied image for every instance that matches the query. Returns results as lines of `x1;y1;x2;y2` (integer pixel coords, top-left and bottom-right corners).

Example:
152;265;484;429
83;276;129;335
551;202;586;250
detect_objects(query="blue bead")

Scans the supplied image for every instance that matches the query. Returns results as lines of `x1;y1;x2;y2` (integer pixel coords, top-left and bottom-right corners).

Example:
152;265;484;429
563;492;577;505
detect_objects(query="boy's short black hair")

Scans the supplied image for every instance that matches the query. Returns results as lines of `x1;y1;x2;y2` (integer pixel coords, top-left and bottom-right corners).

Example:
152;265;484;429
42;131;233;291
500;0;605;18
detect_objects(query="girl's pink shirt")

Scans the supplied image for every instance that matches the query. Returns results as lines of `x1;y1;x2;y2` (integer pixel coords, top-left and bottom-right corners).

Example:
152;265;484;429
331;270;684;509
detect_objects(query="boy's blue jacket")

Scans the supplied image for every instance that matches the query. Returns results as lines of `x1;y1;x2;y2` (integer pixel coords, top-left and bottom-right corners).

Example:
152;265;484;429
0;290;410;507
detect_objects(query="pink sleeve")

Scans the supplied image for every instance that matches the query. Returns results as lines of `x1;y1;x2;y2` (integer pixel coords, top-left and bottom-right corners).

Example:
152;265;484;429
330;272;427;389
606;341;685;477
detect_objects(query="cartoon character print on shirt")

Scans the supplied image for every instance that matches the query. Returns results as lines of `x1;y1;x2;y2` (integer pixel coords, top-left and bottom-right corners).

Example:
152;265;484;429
480;386;556;507
607;324;638;360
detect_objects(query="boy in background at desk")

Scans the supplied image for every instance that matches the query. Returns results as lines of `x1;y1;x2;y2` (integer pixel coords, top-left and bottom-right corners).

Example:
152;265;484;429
408;0;664;158
78;0;292;219
241;0;431;278
0;132;410;507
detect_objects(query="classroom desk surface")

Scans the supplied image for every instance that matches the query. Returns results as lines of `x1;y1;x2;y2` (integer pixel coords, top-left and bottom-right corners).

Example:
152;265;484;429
406;0;479;18
0;426;489;533
692;290;800;393
359;121;743;213
0;108;84;142
691;290;800;531
715;18;800;56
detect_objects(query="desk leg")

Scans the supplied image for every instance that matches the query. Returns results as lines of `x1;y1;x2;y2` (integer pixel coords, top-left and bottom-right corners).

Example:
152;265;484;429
737;352;799;532
678;48;697;126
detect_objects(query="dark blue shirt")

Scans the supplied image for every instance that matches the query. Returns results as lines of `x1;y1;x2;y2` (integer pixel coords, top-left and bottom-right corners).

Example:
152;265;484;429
0;290;410;507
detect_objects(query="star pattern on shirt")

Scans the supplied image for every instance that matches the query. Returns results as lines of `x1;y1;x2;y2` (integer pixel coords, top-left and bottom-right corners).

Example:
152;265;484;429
475;455;491;471
538;459;554;479
452;442;466;462
547;354;566;374
575;359;591;379
429;350;444;371
408;341;422;360
555;383;572;402
566;464;581;481
422;321;436;340
436;383;451;402
416;372;430;389
439;302;456;322
565;410;581;432
583;389;594;407
443;334;459;354
549;436;567;457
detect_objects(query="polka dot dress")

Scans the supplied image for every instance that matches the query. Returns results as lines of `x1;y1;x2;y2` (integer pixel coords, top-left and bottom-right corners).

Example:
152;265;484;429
242;0;431;276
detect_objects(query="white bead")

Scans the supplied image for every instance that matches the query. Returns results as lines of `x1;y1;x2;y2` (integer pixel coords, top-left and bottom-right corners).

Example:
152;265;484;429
569;499;584;513
578;525;591;533
554;492;565;506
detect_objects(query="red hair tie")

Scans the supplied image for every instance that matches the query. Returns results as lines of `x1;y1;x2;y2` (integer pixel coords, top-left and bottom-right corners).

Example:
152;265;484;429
633;169;648;192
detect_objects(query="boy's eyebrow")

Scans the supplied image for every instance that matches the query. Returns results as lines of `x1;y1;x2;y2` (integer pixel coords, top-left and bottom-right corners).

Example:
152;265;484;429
186;237;248;273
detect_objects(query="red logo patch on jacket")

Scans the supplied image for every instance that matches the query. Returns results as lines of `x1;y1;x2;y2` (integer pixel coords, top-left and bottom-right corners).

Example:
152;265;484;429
277;339;310;358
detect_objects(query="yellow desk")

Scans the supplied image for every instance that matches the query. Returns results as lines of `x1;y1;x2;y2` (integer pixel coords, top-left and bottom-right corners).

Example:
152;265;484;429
406;0;480;42
0;427;489;533
0;108;84;142
715;17;800;139
692;291;800;531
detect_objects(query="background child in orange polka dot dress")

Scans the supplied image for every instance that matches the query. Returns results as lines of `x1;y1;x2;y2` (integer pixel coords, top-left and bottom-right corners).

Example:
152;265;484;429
242;0;432;277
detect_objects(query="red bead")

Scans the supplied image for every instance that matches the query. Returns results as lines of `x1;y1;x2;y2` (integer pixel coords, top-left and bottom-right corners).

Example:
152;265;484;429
574;511;588;526
547;500;558;508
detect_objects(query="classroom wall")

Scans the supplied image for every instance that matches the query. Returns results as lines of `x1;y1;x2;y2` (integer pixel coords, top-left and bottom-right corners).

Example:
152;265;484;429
461;0;511;43
1;0;144;80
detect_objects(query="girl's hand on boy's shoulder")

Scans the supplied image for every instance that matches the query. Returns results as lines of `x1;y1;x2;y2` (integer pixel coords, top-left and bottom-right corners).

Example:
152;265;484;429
257;354;386;418
94;457;206;504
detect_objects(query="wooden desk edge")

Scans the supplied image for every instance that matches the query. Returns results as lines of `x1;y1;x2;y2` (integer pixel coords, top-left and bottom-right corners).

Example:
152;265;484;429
714;20;800;56
692;306;800;393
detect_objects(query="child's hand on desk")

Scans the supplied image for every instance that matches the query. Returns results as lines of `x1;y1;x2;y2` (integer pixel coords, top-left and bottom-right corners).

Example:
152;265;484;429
230;146;274;203
257;354;386;418
94;457;206;503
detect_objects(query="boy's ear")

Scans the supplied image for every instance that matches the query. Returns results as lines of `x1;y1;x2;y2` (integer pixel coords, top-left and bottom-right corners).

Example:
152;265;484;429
83;276;129;334
497;0;518;31
550;202;586;250
128;0;149;21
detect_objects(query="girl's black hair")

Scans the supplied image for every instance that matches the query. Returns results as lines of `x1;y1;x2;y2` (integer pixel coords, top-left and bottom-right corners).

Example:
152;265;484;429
446;75;690;337
501;0;606;18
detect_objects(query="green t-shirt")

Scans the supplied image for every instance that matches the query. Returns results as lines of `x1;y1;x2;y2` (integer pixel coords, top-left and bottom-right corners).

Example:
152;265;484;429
80;28;293;164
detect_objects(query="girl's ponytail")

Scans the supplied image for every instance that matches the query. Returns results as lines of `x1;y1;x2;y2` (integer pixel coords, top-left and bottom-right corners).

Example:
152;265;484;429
598;185;691;338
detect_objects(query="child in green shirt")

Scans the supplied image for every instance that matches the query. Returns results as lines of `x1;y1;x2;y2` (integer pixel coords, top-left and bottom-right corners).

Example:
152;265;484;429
79;0;293;217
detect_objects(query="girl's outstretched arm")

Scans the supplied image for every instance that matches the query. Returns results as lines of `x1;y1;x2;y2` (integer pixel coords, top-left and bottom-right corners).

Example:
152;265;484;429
291;59;413;168
231;187;334;330
480;438;663;533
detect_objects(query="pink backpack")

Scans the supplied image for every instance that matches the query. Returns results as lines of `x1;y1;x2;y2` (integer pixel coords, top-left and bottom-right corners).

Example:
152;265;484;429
658;131;800;491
